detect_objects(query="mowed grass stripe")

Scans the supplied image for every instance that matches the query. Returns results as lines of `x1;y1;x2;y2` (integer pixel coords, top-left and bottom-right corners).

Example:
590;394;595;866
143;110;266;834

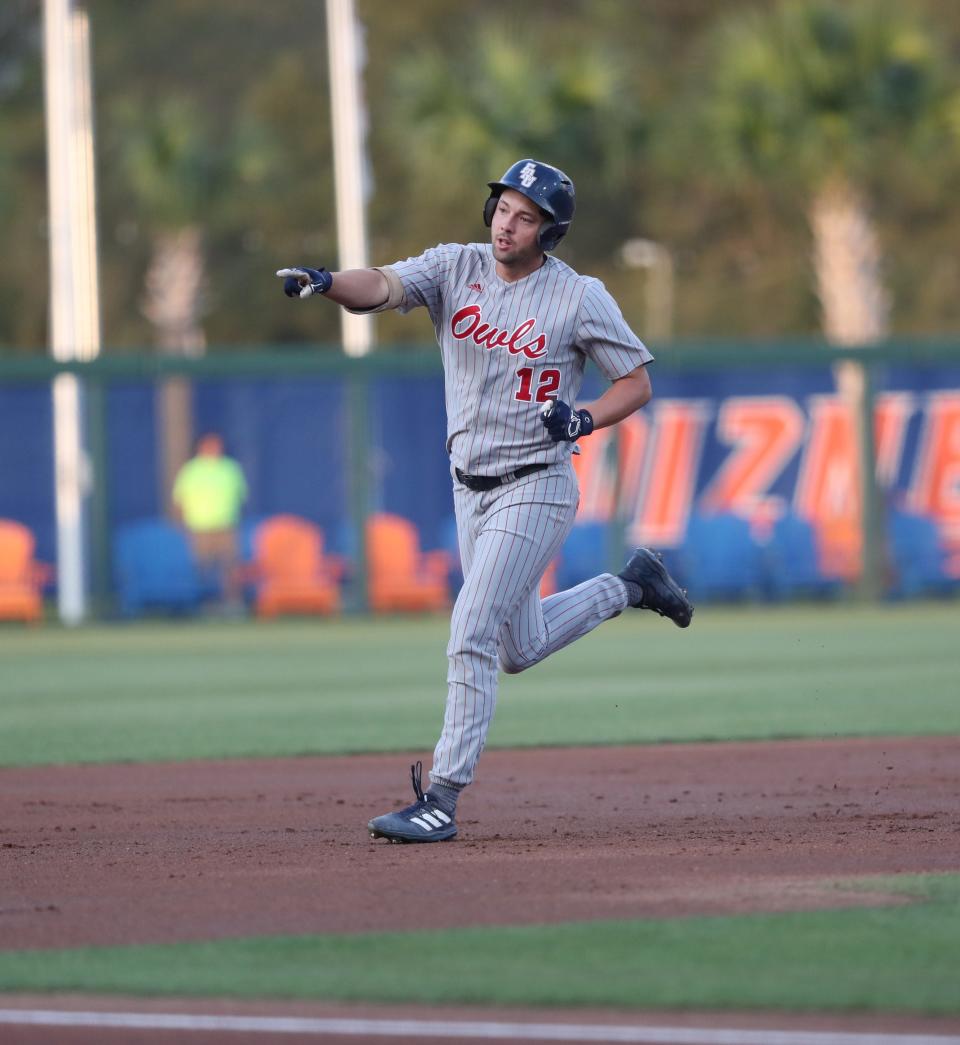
1;602;958;766
0;875;957;1013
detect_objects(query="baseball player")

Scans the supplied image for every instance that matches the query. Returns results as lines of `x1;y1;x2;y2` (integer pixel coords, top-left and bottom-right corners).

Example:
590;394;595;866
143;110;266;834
277;158;693;844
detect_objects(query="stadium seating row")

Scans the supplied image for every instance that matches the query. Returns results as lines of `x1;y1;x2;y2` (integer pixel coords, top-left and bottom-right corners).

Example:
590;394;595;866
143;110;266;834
0;507;955;622
113;512;451;618
663;509;959;604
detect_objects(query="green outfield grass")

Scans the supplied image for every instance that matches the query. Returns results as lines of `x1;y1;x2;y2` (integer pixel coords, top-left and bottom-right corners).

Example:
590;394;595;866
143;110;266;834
1;874;957;1012
1;601;958;767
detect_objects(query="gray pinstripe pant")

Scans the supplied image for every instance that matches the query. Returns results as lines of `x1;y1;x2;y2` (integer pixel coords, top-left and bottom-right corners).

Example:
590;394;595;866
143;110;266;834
431;460;629;787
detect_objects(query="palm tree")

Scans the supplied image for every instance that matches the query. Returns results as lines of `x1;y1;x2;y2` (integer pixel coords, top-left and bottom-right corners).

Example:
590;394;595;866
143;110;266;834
702;0;949;344
118;97;222;506
122;96;221;352
699;0;953;592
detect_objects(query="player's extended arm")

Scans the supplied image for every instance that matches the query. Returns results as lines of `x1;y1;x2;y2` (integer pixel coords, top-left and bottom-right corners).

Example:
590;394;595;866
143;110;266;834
541;365;651;443
276;266;390;311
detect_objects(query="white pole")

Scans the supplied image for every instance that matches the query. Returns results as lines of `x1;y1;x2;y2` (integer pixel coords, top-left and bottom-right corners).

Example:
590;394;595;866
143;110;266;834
620;238;675;343
70;8;101;363
43;0;101;624
325;0;373;356
44;0;74;365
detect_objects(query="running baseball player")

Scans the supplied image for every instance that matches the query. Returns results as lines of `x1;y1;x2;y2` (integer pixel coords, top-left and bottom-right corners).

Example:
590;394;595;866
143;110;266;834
277;158;693;843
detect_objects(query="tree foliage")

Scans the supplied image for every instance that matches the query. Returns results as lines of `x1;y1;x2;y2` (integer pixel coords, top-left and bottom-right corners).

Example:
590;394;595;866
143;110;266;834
1;0;958;353
691;1;959;342
702;0;954;188
388;22;639;207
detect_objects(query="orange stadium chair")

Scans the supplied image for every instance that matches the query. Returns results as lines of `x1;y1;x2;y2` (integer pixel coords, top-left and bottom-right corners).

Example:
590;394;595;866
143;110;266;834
252;514;345;618
813;515;862;583
0;519;52;623
366;512;451;613
539;557;559;598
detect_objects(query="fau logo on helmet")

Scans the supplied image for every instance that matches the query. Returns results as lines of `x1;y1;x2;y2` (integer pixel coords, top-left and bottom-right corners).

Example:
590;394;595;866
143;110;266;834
518;162;538;187
450;304;547;359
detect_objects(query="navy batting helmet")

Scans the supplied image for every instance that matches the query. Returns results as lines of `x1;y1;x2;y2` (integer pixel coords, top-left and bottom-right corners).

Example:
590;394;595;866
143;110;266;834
483;159;575;252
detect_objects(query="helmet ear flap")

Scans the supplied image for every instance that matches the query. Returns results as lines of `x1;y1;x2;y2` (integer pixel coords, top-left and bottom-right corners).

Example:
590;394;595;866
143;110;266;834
482;194;499;228
539;220;559;252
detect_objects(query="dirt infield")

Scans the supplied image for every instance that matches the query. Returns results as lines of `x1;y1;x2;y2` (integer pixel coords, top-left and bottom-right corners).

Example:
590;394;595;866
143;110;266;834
2;736;958;951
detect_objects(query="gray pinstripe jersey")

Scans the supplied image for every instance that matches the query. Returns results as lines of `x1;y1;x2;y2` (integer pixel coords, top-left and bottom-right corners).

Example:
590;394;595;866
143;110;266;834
387;243;653;475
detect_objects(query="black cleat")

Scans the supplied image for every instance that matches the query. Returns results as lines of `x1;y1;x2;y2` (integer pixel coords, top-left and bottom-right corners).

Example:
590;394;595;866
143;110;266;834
619;547;694;628
368;761;458;843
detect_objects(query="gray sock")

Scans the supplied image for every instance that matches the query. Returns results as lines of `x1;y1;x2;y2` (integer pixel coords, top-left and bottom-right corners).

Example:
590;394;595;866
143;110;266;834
426;779;462;815
619;576;643;607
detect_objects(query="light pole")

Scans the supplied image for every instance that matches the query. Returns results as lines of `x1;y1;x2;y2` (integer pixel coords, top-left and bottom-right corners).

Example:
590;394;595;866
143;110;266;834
620;238;674;343
43;0;101;623
325;0;373;357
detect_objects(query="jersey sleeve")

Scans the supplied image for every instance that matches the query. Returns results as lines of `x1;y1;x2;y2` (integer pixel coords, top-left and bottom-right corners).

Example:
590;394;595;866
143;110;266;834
576;278;654;380
384;243;464;318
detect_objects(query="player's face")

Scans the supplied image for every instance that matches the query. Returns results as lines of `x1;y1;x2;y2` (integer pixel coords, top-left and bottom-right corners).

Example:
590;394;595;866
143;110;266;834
491;190;544;273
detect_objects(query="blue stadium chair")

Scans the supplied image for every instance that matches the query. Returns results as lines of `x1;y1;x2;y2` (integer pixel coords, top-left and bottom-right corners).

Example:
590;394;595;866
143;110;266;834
238;516;263;564
113;519;207;618
238;515;265;607
765;511;840;601
679;511;766;603
556;521;610;591
886;508;956;599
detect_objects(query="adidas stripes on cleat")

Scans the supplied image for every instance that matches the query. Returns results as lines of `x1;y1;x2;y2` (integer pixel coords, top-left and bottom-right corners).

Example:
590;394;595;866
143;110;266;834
368;761;458;843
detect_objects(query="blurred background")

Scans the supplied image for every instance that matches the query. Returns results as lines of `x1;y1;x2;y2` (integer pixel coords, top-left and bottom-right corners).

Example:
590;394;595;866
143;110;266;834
1;0;959;624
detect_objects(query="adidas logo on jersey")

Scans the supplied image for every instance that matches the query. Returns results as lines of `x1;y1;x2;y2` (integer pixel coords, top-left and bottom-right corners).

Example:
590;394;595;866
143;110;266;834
467;282;482;292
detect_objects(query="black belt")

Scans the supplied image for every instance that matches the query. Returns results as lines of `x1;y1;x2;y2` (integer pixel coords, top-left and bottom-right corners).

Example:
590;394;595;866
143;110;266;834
455;463;549;491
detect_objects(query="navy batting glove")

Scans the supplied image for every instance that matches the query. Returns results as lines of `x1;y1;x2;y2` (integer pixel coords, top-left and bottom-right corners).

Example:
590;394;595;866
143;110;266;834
276;266;333;299
541;399;595;443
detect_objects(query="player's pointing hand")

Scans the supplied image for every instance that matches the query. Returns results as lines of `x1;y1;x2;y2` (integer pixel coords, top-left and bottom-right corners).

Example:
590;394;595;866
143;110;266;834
276;266;333;299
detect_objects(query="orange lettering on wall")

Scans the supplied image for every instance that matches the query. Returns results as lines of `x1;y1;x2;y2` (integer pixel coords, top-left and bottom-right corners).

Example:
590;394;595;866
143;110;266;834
908;392;960;552
702;396;805;533
571;426;614;520
874;392;916;489
573;414;648;523
632;400;711;546
793;395;861;580
616;414;651;520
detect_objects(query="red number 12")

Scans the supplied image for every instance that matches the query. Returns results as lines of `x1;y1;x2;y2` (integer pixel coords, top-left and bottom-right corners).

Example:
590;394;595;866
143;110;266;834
515;367;561;403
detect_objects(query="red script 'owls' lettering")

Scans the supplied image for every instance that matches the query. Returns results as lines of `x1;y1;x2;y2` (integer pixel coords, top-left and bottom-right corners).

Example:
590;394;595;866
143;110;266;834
450;304;547;359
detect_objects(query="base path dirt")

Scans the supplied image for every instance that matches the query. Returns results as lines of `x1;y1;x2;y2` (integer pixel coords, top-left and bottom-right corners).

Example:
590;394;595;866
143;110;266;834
2;736;959;950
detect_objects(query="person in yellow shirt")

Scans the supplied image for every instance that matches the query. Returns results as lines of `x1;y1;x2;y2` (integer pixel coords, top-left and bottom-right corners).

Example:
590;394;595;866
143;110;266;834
172;432;248;611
